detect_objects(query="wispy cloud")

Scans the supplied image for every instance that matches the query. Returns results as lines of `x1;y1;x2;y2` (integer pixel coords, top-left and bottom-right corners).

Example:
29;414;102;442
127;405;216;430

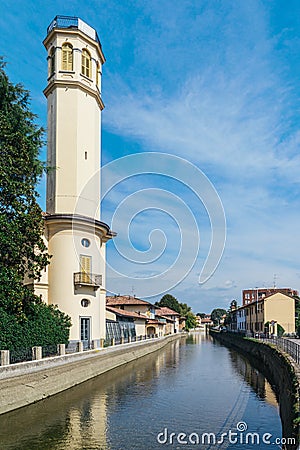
102;0;300;310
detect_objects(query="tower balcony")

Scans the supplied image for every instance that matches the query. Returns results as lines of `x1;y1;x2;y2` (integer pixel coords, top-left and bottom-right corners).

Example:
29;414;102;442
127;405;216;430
47;15;103;49
74;272;102;290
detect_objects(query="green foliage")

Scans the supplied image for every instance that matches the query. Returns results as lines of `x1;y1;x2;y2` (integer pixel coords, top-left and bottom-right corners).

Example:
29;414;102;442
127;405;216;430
156;294;181;313
185;311;197;330
230;299;237;309
0;301;71;351
196;312;206;318
277;324;285;337
0;58;49;314
156;294;197;331
0;58;71;349
211;308;227;325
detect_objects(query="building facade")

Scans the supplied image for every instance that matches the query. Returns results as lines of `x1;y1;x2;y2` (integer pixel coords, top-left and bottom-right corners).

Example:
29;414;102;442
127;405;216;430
228;291;296;336
32;16;115;347
242;287;298;306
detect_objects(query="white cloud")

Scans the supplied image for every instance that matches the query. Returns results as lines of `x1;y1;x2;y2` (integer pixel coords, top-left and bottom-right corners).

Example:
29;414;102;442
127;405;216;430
102;1;300;309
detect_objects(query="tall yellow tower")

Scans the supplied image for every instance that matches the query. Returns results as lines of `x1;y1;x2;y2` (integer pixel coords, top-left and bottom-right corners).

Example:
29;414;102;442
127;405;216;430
41;16;115;347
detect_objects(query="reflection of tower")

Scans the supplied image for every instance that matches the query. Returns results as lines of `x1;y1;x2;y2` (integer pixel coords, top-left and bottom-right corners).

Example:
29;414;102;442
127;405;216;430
38;16;115;345
66;393;108;449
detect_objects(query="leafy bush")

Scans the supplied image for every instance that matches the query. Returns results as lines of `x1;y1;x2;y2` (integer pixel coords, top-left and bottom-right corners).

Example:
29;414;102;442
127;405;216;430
277;323;285;337
0;299;71;351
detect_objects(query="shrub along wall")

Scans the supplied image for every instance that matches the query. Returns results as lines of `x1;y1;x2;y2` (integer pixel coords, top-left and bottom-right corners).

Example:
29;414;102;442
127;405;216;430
210;331;299;450
0;302;70;351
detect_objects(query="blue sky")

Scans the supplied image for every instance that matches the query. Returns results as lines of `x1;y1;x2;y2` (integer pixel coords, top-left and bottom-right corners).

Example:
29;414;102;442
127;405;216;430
1;0;300;313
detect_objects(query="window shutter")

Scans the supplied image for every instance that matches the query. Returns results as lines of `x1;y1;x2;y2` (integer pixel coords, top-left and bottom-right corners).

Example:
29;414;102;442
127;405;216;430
80;255;91;283
82;49;91;78
62;44;73;71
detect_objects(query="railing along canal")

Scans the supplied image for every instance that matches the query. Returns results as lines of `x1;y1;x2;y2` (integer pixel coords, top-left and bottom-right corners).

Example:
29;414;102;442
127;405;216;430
257;336;300;365
0;333;161;367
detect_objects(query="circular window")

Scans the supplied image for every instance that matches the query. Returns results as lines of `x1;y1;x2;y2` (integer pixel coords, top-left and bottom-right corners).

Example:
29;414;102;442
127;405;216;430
81;238;90;248
81;299;90;307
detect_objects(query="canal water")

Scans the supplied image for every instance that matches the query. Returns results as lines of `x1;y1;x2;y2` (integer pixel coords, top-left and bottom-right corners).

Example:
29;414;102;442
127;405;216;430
0;333;281;450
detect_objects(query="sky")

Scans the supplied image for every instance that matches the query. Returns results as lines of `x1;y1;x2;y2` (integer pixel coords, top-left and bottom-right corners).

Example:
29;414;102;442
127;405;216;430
1;0;300;314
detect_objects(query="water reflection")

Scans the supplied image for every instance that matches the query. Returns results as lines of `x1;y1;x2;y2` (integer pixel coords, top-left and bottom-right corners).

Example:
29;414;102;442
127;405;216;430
0;335;281;450
0;340;184;450
229;350;278;408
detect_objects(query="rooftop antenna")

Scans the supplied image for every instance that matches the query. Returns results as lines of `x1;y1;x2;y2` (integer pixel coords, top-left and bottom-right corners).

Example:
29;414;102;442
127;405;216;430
131;285;135;297
273;274;277;289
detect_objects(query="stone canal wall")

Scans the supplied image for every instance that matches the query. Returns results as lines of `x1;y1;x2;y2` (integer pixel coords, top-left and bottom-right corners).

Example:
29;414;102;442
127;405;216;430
0;333;183;415
210;330;300;449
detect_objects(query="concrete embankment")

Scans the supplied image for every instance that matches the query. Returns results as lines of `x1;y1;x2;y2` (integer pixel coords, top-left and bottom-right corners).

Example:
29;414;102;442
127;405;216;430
0;334;184;415
210;330;300;449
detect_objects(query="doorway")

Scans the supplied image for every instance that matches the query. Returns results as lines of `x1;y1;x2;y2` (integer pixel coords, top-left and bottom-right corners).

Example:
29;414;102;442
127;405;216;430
80;317;91;348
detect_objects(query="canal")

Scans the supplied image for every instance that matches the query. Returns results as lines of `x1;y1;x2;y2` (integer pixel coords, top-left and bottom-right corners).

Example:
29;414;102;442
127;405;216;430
0;333;281;449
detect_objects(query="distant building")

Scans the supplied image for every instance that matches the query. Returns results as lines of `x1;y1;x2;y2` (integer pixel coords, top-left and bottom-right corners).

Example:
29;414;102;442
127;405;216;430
106;295;157;318
106;295;164;336
242;287;298;306
156;307;181;333
228;291;296;336
106;306;147;340
196;316;213;326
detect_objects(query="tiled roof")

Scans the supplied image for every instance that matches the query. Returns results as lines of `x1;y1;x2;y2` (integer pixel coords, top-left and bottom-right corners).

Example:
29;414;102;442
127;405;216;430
106;306;147;320
156;314;174;323
156;307;180;317
106;295;154;306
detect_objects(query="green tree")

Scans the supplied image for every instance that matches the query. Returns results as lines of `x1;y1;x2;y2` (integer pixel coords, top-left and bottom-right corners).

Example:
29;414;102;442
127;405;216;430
196;312;206;318
277;324;285;337
0;58;71;349
156;294;197;331
156;294;181;313
0;58;48;315
184;311;197;330
179;302;197;330
211;308;227;326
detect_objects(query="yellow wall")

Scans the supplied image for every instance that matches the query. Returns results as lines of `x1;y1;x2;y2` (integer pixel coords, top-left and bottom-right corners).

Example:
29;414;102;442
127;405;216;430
134;319;146;336
264;293;295;334
243;293;295;334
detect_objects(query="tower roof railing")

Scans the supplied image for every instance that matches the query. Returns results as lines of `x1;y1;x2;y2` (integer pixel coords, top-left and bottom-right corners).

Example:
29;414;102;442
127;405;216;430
47;16;103;50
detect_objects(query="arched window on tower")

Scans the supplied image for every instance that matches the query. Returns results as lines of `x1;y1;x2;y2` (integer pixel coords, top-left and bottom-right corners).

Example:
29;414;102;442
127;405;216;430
49;47;55;77
81;49;91;78
61;43;73;71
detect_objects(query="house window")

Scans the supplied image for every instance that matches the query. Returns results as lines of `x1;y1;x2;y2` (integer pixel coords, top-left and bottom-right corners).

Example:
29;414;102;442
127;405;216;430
81;238;90;248
49;47;55;76
61;43;73;71
81;49;91;78
81;299;90;308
